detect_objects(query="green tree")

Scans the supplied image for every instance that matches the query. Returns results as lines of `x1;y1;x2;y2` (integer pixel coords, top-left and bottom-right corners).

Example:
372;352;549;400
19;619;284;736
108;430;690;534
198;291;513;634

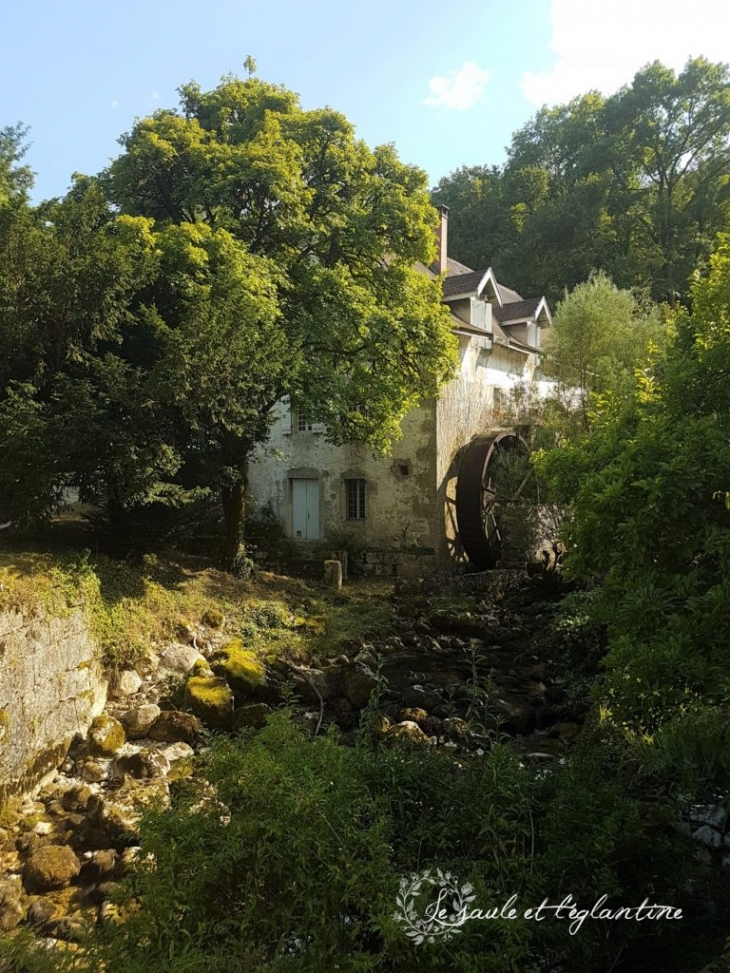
434;58;730;306
106;74;456;563
606;57;730;302
538;237;730;788
543;272;662;428
0;178;162;524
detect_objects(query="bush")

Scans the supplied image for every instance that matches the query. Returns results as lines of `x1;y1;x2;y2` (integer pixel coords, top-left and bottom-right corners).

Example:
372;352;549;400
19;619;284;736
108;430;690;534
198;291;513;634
2;712;704;973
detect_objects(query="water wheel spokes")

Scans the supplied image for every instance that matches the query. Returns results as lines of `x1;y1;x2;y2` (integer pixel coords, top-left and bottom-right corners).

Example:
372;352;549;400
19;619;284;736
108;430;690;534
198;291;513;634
455;431;529;570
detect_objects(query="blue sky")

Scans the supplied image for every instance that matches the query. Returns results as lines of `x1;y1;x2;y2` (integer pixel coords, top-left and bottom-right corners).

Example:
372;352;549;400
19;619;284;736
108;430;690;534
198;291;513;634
3;0;729;202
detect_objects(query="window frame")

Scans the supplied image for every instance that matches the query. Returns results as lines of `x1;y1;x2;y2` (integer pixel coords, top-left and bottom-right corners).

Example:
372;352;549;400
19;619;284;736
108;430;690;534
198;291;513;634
345;478;366;522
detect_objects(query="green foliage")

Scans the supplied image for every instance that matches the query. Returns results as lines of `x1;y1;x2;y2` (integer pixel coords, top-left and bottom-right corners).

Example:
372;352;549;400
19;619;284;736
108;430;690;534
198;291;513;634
537;238;730;780
0;75;457;566
108;73;457;456
434;57;730;305
544;271;663;427
1;712;699;973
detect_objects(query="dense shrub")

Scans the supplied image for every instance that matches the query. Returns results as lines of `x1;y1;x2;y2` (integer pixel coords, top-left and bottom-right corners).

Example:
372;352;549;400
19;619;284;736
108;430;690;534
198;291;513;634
1;712;703;973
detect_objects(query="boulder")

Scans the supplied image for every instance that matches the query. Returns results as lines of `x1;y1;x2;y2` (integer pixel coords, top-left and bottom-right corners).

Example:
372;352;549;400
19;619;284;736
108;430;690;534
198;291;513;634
81;759;110;783
233;703;271;729
159;644;205;674
496;698;537;736
62;785;94;813
397;707;429;725
384;721;432;747
341;662;378;709
114;749;170;780
0;879;24;931
403;684;442;713
92;778;170;846
157;741;194;765
210;639;266;696
88;714;126;757
330;697;357;730
27;896;55;927
184;676;234;729
80;849;117;883
289;665;342;704
442;717;471;743
23;845;81;893
122;703;162;740
112;669;142;698
149;710;201;745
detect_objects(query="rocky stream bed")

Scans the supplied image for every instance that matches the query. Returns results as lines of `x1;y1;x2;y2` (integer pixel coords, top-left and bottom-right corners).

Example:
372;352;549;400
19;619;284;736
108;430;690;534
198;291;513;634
0;571;725;948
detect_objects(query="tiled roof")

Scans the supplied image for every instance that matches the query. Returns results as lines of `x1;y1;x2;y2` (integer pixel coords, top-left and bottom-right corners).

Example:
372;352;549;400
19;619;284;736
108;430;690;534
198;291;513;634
493;298;542;323
446;257;473;276
442;270;488;298
497;283;523;304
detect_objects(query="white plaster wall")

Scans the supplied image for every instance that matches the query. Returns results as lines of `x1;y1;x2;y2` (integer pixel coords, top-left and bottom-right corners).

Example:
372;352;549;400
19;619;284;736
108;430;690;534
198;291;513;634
247;399;439;551
247;331;539;565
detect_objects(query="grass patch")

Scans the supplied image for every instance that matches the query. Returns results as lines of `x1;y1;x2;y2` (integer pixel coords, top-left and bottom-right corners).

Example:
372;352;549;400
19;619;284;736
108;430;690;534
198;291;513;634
0;539;398;671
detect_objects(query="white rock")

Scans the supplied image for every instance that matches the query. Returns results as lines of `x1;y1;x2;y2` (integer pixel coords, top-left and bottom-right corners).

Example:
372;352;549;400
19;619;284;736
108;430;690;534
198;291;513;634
122;703;161;740
158;644;205;674
20;801;44;816
113;670;143;697
81;759;111;783
32;822;52;836
158;742;194;764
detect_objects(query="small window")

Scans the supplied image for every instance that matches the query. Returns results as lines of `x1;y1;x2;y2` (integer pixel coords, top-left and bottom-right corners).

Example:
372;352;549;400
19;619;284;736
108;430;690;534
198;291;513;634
346;479;366;521
398;462;410;477
297;411;313;432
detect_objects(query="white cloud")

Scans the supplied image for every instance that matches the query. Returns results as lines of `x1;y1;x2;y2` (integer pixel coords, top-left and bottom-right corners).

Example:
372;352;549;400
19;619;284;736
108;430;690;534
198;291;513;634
425;61;493;111
522;0;730;106
110;100;119;109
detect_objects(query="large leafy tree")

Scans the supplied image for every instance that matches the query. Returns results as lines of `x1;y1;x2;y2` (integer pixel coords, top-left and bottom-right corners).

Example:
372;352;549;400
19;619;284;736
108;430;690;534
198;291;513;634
0;176;161;524
0;178;291;565
434;58;730;306
0;78;455;565
105;74;455;562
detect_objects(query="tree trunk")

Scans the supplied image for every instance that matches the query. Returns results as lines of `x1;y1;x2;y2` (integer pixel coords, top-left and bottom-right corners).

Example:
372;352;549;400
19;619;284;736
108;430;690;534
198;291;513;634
221;479;245;572
106;467;123;529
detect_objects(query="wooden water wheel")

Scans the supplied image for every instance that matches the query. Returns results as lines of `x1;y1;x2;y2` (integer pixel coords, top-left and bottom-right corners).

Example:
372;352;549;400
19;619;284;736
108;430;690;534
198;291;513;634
455;431;531;570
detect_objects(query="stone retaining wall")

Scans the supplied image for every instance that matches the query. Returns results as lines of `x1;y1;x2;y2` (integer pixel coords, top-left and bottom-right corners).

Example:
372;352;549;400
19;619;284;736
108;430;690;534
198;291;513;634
0;607;107;804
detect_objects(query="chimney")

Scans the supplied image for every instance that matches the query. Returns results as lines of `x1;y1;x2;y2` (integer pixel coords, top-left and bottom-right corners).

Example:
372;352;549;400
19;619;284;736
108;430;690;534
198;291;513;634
433;204;449;275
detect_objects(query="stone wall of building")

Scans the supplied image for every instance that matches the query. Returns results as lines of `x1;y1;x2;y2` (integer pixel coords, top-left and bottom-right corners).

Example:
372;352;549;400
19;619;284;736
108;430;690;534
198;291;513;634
247;398;439;553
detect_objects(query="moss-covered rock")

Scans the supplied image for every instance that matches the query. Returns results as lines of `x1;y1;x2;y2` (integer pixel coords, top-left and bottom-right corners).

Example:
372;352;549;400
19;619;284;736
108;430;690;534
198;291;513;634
184;676;234;729
210;639;266;697
384;721;432;747
202;608;224;629
88;714;126;756
232;703;271;730
0;879;23;931
149;710;201;745
23;845;81;893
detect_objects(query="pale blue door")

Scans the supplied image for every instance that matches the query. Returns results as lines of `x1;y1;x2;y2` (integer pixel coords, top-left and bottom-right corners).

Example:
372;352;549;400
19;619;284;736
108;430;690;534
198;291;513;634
291;479;320;540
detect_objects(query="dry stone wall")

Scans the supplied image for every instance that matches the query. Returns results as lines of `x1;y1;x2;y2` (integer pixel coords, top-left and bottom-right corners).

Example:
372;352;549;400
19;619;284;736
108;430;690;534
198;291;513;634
0;607;107;803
